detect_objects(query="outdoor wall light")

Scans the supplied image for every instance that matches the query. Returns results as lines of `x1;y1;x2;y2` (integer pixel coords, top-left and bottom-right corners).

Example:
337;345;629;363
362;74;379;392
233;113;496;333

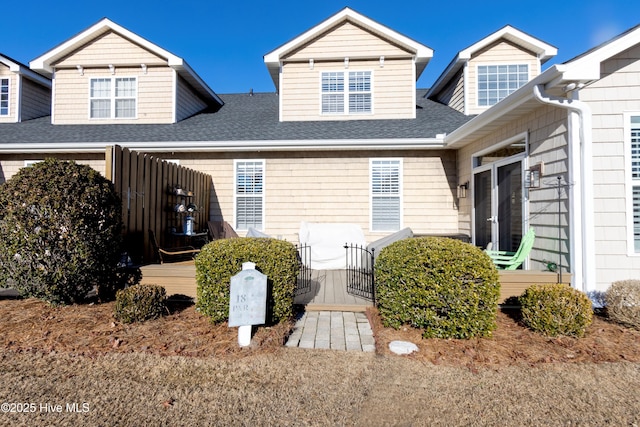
526;162;544;188
458;182;469;199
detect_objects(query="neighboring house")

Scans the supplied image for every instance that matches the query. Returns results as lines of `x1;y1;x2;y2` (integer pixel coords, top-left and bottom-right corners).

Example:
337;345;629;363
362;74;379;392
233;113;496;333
1;8;640;294
446;23;640;294
0;54;51;124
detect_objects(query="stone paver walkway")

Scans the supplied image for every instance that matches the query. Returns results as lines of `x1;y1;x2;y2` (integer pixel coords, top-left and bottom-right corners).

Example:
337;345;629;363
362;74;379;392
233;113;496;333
285;311;375;352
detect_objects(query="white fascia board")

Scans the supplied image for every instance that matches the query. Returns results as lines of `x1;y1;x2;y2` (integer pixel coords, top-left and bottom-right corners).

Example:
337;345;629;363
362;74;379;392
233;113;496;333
173;60;224;106
264;7;432;69
124;138;446;152
427;26;557;100
426;54;463;98
0;55;51;88
459;25;557;62
0;138;445;154
30;18;183;75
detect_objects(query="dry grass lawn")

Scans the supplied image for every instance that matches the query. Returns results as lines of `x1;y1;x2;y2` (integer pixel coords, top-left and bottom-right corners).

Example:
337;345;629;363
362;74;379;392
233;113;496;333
1;297;639;426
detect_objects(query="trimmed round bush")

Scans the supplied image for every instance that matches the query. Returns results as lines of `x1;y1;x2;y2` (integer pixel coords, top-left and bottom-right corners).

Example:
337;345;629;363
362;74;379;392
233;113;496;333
0;159;123;304
375;237;500;339
114;284;167;323
195;237;299;325
605;280;640;329
520;283;593;337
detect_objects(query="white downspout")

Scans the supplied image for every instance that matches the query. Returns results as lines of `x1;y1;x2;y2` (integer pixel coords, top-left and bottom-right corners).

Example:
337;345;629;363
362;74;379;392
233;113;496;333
532;84;595;294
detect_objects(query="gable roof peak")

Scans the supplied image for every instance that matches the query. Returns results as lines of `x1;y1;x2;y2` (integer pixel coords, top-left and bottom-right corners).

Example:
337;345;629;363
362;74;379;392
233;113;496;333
29;17;222;107
459;24;557;62
30;17;183;75
263;7;433;90
426;24;557;100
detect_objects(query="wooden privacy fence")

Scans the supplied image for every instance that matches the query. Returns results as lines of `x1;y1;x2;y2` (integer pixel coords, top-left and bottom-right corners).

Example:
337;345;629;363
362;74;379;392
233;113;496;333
105;145;212;264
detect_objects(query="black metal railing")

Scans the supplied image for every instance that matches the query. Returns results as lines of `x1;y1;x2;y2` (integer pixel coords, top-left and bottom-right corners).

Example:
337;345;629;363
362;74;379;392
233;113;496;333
295;244;312;296
344;243;375;303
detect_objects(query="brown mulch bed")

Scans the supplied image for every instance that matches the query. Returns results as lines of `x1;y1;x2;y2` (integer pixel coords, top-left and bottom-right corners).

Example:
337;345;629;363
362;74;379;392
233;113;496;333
2;296;640;368
367;307;640;369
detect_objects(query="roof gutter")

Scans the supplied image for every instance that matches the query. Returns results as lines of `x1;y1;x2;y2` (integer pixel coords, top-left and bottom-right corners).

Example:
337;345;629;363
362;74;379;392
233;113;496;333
0;137;446;154
445;64;567;148
532;84;595;295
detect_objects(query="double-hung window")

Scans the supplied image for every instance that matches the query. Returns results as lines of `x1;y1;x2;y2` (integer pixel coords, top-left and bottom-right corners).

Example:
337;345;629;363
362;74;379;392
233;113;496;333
629;115;640;253
371;159;402;231
477;64;528;107
90;77;137;119
235;160;264;231
0;78;9;116
321;71;371;114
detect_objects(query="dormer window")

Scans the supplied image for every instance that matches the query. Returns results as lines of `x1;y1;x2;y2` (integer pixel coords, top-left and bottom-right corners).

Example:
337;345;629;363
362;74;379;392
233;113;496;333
0;78;8;116
89;77;137;119
477;64;528;107
321;71;372;114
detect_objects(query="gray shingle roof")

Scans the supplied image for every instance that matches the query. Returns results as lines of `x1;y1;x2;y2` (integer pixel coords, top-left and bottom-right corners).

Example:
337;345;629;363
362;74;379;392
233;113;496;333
0;90;472;146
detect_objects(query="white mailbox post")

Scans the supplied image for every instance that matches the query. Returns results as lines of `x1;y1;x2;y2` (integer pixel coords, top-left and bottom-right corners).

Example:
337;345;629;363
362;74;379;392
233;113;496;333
228;262;267;347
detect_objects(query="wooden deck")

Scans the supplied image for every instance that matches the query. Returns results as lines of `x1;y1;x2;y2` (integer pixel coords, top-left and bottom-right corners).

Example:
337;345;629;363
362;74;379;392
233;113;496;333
498;270;570;304
140;262;569;308
293;270;373;312
140;263;372;311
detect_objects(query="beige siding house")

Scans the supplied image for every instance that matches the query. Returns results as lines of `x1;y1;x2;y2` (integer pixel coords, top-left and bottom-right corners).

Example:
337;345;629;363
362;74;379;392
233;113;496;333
29;18;223;125
3;8;640;295
264;8;432;122
427;25;557;116
445;24;640;295
0;55;51;123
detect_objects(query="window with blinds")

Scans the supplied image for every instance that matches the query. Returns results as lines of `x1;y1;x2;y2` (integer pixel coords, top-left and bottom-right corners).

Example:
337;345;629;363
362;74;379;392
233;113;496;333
371;159;401;231
0;78;9;116
235;160;264;231
321;71;371;114
631;116;640;252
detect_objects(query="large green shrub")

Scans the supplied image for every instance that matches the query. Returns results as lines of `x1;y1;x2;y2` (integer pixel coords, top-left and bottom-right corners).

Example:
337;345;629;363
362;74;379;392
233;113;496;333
114;284;167;323
605;279;640;330
0;159;123;304
375;237;500;339
195;238;299;325
520;283;593;337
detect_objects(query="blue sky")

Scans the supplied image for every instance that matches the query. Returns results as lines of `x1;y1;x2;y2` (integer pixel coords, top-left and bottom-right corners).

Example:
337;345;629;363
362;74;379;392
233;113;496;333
4;0;640;94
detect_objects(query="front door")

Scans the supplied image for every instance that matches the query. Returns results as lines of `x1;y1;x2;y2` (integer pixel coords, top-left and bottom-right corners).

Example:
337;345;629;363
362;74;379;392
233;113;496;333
473;158;525;252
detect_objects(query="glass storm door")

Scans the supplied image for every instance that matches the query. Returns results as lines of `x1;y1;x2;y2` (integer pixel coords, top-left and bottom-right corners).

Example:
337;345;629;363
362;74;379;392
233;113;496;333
473;159;524;252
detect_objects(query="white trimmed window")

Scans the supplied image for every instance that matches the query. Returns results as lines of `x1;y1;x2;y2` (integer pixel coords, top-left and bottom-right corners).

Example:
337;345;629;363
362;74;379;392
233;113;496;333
371;159;402;231
629;115;640;253
0;78;9;116
90;77;137;119
321;71;371;114
235;160;264;231
477;64;528;107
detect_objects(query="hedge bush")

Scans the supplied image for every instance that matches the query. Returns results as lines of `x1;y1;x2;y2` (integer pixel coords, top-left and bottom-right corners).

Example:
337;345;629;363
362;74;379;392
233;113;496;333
520;283;593;337
195;238;299;325
0;159;123;304
605;279;640;330
114;284;167;323
375;237;500;339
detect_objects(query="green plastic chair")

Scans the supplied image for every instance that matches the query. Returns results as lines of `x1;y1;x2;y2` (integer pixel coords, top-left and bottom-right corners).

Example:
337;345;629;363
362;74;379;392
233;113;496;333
485;228;535;270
